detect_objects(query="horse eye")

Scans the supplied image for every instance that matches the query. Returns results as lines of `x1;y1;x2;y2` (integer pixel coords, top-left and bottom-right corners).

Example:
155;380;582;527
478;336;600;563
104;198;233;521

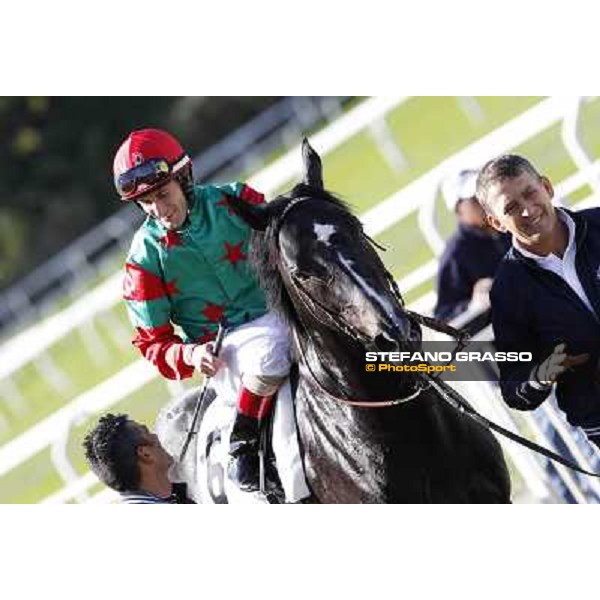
292;269;330;284
292;270;313;282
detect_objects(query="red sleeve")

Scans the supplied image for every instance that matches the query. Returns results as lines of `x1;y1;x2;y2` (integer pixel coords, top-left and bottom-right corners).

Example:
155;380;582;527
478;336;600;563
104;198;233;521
132;323;195;381
240;184;265;205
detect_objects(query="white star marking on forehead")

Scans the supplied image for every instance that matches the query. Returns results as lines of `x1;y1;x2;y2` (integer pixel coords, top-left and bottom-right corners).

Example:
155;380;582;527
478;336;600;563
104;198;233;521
314;223;336;246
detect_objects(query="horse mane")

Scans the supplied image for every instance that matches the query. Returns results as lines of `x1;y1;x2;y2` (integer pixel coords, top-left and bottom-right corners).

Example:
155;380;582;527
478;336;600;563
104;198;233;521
248;183;361;324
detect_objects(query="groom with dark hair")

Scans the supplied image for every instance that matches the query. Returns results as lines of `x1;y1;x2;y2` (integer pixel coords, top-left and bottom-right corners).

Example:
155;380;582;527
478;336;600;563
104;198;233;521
83;413;194;504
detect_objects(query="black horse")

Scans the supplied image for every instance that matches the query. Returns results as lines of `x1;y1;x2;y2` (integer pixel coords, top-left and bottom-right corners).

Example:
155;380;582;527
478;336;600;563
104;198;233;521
222;139;511;503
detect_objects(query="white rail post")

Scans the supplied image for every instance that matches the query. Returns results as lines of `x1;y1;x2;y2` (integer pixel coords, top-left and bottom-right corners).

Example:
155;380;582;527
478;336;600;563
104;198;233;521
33;354;73;396
417;180;446;257
456;97;485;126
367;118;408;173
50;409;92;504
561;96;600;199
0;376;27;419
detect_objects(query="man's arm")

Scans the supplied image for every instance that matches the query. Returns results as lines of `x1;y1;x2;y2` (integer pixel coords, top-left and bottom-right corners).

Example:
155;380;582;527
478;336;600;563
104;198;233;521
434;255;472;322
123;261;196;380
124;260;225;380
491;282;552;410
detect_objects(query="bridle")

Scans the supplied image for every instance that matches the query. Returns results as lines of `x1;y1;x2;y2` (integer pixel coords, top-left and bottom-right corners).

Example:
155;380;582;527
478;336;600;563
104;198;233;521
290;281;423;408
272;195;600;479
276;196;468;408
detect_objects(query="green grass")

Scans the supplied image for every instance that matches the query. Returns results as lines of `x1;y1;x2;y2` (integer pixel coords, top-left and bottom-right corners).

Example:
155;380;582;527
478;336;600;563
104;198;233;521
377;212;434;280
3;96;600;503
0;447;63;504
322;130;405;209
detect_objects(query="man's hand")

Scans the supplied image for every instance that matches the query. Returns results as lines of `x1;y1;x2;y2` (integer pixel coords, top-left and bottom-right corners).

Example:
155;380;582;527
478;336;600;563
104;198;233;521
190;342;225;377
534;343;589;385
470;277;494;311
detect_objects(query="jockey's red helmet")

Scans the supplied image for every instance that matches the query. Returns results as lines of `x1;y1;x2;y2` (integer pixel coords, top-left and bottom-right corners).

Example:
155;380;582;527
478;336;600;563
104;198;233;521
113;128;192;201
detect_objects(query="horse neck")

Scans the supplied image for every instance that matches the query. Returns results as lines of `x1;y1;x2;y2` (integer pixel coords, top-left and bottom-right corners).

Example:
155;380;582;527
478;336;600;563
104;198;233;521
294;368;443;504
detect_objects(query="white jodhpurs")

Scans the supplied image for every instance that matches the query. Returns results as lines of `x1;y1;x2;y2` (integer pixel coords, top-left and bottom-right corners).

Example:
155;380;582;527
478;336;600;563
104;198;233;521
211;311;292;404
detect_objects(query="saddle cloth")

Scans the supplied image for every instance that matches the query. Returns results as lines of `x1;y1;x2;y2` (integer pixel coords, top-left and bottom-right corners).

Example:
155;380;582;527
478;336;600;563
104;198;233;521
202;380;309;503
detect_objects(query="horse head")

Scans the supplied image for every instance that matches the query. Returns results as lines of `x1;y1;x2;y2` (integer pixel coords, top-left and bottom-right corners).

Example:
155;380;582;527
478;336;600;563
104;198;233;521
227;139;422;402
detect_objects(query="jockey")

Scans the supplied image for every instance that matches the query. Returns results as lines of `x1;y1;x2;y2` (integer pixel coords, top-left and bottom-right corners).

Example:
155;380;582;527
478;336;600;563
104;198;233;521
113;128;292;493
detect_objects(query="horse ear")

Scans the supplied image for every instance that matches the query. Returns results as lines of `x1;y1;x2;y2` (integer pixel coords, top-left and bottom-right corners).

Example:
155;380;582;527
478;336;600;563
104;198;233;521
224;194;271;231
302;138;323;190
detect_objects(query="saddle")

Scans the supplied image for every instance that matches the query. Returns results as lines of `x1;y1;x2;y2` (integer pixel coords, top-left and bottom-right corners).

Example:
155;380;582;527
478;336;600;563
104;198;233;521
157;365;311;504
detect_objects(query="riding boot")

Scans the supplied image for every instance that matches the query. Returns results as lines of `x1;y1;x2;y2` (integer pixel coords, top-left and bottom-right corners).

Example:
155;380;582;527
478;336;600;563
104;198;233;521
228;387;275;492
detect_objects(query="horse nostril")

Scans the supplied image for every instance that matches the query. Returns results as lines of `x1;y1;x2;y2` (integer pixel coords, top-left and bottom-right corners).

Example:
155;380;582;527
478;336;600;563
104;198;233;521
374;333;398;352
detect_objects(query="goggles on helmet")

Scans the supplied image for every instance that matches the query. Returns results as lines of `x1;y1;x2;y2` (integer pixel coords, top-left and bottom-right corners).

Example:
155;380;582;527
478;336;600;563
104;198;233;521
115;158;173;198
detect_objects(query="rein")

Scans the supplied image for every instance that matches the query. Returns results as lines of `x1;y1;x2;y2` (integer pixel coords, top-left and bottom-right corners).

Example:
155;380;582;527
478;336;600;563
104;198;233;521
274;195;600;480
422;373;600;479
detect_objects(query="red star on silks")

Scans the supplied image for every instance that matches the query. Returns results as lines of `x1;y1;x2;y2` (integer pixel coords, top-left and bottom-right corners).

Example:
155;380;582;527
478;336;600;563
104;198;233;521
158;230;183;249
221;241;247;266
196;328;216;345
216;196;237;216
202;303;225;323
123;263;179;301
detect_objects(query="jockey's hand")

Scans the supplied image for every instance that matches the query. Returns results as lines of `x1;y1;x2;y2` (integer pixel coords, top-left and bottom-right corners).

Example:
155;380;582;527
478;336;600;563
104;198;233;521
534;343;589;385
191;343;225;377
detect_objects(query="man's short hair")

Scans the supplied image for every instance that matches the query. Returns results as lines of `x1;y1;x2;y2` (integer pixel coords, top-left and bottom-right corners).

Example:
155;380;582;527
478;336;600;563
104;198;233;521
476;154;542;213
83;413;142;492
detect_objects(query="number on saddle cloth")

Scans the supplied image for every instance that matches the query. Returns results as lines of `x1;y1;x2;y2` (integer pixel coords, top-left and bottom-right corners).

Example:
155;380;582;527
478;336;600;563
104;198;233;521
156;365;306;504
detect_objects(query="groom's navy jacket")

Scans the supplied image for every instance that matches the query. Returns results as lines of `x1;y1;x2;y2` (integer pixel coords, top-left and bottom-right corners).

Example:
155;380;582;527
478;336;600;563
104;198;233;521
490;208;600;434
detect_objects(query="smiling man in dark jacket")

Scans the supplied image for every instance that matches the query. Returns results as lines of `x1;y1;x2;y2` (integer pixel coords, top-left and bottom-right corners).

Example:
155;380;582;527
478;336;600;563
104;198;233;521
477;154;600;449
